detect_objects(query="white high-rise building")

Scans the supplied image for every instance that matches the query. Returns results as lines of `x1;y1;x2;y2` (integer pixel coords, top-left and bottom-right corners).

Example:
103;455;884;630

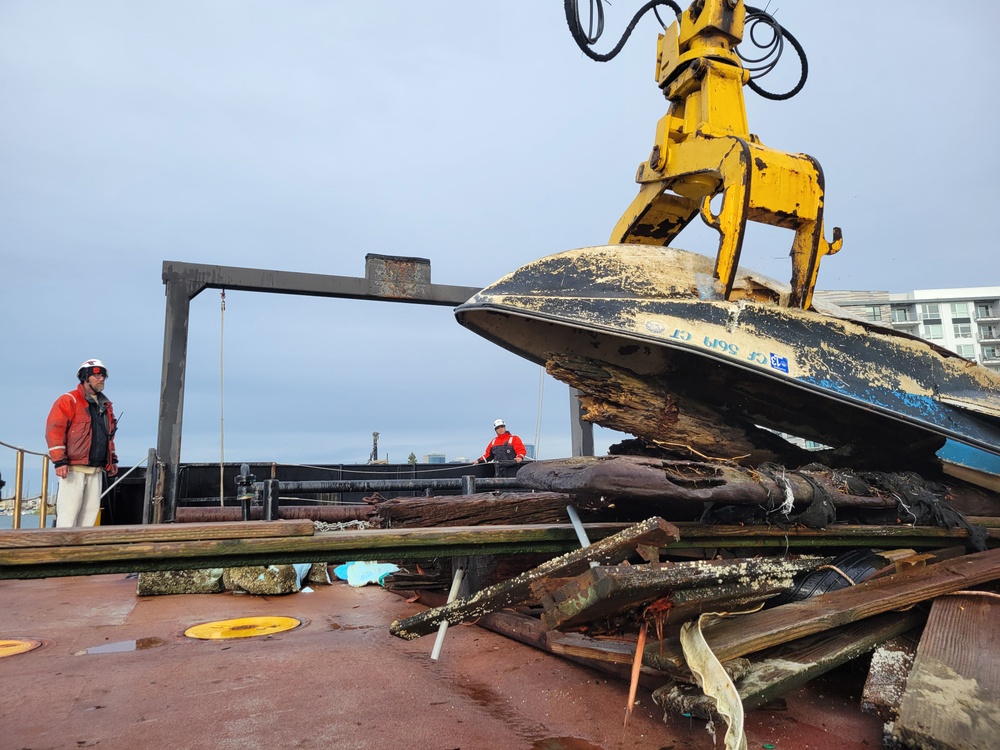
815;286;1000;376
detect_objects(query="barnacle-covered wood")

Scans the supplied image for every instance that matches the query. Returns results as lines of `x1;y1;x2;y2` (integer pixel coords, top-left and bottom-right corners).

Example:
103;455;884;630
547;354;809;465
861;633;919;721
538;557;830;630
388;516;681;640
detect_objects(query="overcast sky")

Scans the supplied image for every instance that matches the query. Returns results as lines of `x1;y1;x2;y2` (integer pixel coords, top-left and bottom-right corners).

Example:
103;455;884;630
2;1;999;495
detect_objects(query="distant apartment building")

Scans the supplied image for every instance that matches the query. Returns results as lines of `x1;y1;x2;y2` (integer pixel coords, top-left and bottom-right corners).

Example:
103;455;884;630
814;286;1000;376
423;453;446;464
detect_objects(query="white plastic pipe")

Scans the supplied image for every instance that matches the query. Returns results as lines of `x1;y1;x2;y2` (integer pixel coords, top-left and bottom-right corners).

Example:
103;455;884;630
430;567;465;660
566;504;600;568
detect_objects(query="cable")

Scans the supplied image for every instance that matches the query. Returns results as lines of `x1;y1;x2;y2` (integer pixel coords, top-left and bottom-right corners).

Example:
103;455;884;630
742;6;808;100
564;0;681;62
564;1;807;101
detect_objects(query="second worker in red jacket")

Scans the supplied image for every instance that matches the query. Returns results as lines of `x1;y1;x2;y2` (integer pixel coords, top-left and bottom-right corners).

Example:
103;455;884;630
475;419;526;477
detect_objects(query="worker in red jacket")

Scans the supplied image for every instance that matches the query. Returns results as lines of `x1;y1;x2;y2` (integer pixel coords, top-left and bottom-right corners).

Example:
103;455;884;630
475;419;527;477
45;359;119;527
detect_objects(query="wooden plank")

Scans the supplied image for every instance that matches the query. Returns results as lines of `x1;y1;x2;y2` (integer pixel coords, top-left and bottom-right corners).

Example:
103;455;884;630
894;592;1000;749
388;517;681;640
375;492;577;527
548;631;641;667
538;557;829;630
637;548;1000;673
738;610;924;710
861;633;919;720
546;630;754;689
0;523;646;579
474;609;672;690
3;518;991;552
0;520;316;548
967;517;1000;528
3;519;994;580
653;610;926;720
667;523;1000;549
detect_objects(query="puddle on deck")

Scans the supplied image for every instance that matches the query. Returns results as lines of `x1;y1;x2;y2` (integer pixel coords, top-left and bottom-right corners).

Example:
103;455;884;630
75;637;165;655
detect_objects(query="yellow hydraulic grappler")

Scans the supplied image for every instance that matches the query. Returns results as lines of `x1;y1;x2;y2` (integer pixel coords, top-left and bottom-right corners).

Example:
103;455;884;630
575;0;843;310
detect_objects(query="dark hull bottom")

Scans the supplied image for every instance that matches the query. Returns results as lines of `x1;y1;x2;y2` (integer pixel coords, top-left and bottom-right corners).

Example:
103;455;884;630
456;246;1000;468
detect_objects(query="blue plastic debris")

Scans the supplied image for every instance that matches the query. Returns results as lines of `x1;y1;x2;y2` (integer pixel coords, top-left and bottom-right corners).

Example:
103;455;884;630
333;561;400;587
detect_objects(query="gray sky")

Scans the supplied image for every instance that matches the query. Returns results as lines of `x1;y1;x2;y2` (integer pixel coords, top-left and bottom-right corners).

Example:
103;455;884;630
2;1;999;493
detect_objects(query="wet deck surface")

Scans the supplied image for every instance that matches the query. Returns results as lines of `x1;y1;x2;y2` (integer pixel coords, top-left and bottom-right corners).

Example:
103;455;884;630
2;573;887;750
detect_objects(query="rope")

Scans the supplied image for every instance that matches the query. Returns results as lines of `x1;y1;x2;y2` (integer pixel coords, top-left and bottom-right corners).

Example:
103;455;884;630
816;564;857;586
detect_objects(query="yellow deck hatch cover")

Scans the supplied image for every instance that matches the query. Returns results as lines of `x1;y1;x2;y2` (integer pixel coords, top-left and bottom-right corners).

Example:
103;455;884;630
184;616;301;640
0;638;43;657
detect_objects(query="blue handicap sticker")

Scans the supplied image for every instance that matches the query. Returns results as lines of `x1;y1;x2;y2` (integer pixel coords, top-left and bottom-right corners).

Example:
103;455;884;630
769;353;789;373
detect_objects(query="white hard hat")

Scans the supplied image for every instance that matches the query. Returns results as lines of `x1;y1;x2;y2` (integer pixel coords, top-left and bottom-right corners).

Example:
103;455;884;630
493;419;506;429
78;359;108;380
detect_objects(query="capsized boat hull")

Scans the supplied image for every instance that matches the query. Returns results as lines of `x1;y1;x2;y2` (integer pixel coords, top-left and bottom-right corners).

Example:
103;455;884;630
455;245;1000;461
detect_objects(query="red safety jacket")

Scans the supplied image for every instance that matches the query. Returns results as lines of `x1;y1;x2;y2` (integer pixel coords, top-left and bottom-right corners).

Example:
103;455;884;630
45;384;118;471
478;432;527;464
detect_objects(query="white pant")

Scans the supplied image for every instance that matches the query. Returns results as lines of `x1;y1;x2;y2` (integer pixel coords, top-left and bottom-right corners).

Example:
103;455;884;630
55;468;103;527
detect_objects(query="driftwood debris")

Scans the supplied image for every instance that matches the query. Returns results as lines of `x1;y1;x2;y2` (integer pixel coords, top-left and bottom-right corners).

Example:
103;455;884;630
654;609;925;719
638;547;1000;673
893;592;1000;750
535;556;830;630
374;492;578;527
546;354;813;466
518;455;951;512
416;601;675;690
547;353;947;469
388;516;681;640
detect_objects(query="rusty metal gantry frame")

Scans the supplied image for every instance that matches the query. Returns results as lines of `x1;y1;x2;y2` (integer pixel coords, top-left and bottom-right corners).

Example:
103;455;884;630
152;256;595;524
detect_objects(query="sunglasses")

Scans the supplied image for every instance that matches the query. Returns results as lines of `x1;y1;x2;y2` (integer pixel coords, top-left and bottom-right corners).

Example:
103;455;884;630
88;368;108;379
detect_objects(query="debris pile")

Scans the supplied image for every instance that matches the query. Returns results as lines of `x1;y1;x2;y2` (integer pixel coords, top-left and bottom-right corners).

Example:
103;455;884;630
381;455;1000;749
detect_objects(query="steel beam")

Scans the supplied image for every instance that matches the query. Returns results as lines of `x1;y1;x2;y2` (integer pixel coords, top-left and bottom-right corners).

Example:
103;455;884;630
155;257;482;524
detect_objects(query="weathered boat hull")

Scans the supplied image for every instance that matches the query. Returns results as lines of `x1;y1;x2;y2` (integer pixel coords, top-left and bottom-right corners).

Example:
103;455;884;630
455;245;1000;463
